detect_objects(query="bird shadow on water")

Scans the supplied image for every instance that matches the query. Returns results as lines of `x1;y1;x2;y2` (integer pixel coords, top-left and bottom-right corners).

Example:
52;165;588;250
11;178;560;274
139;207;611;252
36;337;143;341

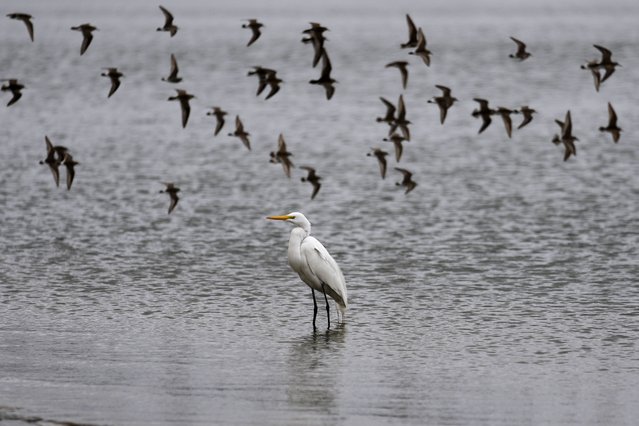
285;325;347;418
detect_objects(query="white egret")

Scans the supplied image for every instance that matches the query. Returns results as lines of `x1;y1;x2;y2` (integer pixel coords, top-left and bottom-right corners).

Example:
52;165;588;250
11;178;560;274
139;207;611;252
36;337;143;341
267;212;347;329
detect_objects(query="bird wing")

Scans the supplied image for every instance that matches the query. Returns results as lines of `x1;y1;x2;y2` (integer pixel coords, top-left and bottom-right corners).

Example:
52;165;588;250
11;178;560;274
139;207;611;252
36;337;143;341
405;14;417;45
562;110;573;138
23;16;34;42
324;83;335;100
590;68;601;92
510;36;526;54
380;97;396;119
437;99;448;125
607;102;617;127
518;113;533;129
377;152;387;179
169;54;179;79
600;65;616;83
500;113;513;138
278;133;287;152
394;167;412;181
107;74;120;98
240;134;251;151
310;181;321;199
247;24;261;46
214;115;224;135
301;236;347;308
159;6;174;26
168;192;179;214
235;115;244;132
478;114;492;134
593;45;612;63
179;98;191;128
80;30;93;55
397;95;406;120
320;51;333;79
435;85;451;97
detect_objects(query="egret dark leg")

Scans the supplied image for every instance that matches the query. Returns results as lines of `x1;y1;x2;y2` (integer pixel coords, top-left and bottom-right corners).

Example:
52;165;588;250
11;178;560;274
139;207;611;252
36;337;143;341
321;283;330;329
312;289;318;330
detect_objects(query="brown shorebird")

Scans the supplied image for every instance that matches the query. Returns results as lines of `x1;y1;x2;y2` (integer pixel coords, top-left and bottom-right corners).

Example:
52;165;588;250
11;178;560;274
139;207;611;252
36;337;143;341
157;6;178;37
599;102;621;143
395;168;417;194
367;148;389;179
385;61;409;89
427;85;457;124
516;106;536;129
472;98;495;134
71;23;97;55
243;19;263;46
269;133;294;178
553;111;578;161
509;37;531;60
228;116;251;150
159;183;180;214
1;79;24;106
101;68;123;98
7;13;34;42
300;166;322;200
207;106;227;136
167;89;195;128
302;22;328;67
309;51;336;100
409;28;431;66
161;54;182;83
39;136;68;187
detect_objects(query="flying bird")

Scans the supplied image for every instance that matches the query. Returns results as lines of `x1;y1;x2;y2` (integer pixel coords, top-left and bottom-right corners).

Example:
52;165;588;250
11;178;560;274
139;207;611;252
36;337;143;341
266;212;347;329
101;68;123;98
493;107;519;138
599;102;621;143
1;79;24;106
71;23;97;55
409;28;431;66
376;96;396;128
385;61;409;89
228;116;251;150
7;13;34;42
472;98;495;134
247;66;281;99
300;166;322;200
167;89;195;128
516;106;536;129
427;85;458;124
553;111;578;161
302;22;328;67
157;6;178;37
39;136;68;187
242;19;263;46
269;133;294;178
161;54;182;83
309;51;336;100
581;45;620;89
61;152;79;190
400;14;418;48
509;37;531;60
392;94;411;140
383;133;407;163
395;168;417;194
207;106;227;136
367;148;389;179
159;183;180;214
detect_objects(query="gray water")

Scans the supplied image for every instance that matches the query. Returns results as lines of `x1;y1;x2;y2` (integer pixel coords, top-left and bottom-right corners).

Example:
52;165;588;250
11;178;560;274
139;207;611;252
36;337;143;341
1;0;639;424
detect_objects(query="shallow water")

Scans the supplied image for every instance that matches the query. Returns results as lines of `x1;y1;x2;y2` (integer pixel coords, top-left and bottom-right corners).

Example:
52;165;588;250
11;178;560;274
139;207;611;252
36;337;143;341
1;0;638;425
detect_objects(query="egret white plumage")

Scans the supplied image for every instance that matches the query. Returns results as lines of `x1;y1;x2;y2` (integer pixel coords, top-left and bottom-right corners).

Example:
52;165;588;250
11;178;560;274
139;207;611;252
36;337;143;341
267;212;347;329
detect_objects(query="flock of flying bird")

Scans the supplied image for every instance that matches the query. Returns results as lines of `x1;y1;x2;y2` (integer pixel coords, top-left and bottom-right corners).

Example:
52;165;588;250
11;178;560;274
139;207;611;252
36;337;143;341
3;9;625;212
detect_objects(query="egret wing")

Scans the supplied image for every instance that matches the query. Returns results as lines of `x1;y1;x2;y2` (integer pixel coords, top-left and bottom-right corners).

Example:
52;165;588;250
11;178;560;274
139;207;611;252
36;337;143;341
301;236;347;308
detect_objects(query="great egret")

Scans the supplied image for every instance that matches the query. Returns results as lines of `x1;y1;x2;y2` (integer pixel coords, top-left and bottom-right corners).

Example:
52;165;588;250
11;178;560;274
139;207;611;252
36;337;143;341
267;212;347;329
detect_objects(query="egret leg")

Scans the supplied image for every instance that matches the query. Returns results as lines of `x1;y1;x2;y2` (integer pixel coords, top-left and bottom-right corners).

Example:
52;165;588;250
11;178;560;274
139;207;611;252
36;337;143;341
321;283;330;329
312;289;318;330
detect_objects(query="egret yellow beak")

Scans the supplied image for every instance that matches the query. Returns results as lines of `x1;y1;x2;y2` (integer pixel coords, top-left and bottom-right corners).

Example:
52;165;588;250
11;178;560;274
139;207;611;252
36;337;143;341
267;215;294;221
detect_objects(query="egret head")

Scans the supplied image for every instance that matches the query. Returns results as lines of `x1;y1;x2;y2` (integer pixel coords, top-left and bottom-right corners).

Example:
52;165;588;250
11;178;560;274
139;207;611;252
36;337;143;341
267;212;311;231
